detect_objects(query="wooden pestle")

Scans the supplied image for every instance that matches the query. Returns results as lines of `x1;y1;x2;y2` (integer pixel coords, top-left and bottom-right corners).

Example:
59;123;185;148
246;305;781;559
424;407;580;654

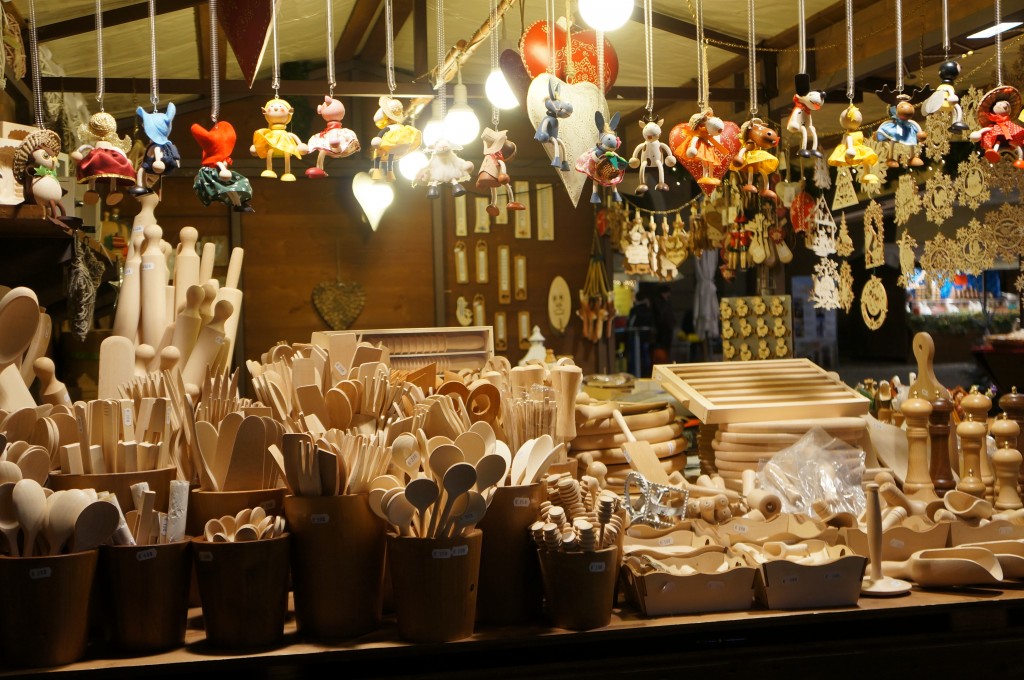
956;412;988;499
173;227;201;315
139;224;167;349
991;415;1022;511
31;357;70;406
928;397;956;498
961;387;994;502
901;392;937;500
999;387;1024;489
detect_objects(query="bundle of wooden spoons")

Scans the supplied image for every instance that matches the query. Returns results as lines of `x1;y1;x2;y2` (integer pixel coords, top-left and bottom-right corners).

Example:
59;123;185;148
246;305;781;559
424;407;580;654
203;506;285;543
0;479;120;556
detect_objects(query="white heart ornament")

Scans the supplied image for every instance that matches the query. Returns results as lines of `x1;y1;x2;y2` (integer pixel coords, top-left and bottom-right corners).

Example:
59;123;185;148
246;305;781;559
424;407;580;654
527;74;609;208
352;172;394;231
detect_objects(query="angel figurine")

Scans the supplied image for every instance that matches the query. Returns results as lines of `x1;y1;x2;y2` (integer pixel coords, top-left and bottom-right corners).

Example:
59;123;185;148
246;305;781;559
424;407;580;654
250;97;307;181
876;95;926;167
416;137;474;198
191;120;254;213
370;96;421;182
130;103;181;196
477;127;524;216
628;118;675;194
787;75;825;158
13;129;66;220
731;118;779;200
305;95;360;178
828;104;879;184
534;78;573;171
673;109;730;186
922;60;970;133
970;86;1024;168
576;111;627;203
71;112;136;206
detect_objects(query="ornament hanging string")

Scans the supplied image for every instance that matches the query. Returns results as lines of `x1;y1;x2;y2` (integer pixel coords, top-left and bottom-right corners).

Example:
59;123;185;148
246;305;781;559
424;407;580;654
894;0;903;93
643;0;654;118
28;0;44;128
147;0;159;109
385;0;396;95
995;0;1003;86
544;0;555;76
694;0;707;109
209;0;220;122
270;0;281;98
95;0;105;110
845;0;854;103
797;0;806;74
436;0;446;120
489;0;499;127
564;0;574;82
941;0;949;58
746;0;756;115
325;0;335;95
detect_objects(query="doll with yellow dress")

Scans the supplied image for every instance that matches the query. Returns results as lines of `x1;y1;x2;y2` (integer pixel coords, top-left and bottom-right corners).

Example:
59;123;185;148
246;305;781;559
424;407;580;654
829;104;879;185
250;97;307;181
731;118;779;200
370;96;422;182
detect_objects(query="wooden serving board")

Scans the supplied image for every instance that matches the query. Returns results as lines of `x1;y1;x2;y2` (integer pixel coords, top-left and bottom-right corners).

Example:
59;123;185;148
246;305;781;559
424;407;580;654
653;359;869;425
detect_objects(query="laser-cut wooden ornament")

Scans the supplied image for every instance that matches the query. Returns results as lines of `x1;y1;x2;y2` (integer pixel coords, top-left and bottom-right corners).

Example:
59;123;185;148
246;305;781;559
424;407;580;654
864;199;885;269
623;216;652;275
860;275;888;330
838;260;855;313
960;86;984;135
922;109;953;161
836;212;854;257
810;257;841;310
956;218;995;275
896;229;918;287
1016;267;1024;295
984;158;1024;196
831;168;859;211
986;203;1024;262
920;233;958;287
810;195;837;257
813;155;831;190
894;174;922;226
955;153;991;210
924;171;955;226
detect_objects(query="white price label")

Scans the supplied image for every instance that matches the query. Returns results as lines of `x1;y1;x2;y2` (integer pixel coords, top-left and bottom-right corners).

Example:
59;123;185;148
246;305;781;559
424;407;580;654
123;407;133;426
589;561;606;573
888;538;905;549
198;551;213;562
136;548;158;562
999;526;1013;536
334;362;347;377
657;536;674;546
405;452;419;468
732;524;749;534
452;544;469;557
29;567;51;580
215;335;225;345
513;497;530;508
432;548;452;559
311;514;330;525
142;262;155;271
124;267;134;276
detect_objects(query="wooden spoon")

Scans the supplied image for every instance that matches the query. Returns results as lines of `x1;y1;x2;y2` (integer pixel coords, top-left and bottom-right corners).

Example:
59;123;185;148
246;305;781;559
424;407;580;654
391;433;421;479
0;460;21;484
521;442;564;486
324;388;353;429
0;288;39;368
469;420;497;456
12;478;46;557
454;431;486;465
204;517;226;542
234;524;259;542
385;491;418;536
44;489;89;556
427;444;464;485
72;500;120;551
509;437;537;488
15;447;50;485
405;477;439;537
0;482;20;555
448;490;487;537
429;462;477;538
474;454;508;496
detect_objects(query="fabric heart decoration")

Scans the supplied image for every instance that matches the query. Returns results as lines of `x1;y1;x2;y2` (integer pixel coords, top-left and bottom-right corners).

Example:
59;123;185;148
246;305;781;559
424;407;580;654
312;281;366;330
668;121;742;195
527;74;609;208
789;190;817;233
519;20;619;92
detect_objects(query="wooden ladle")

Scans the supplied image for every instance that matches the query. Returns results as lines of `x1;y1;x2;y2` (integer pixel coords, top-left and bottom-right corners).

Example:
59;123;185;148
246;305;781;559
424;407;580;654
881;547;1004;587
430;462;477;538
72;500;120;551
12;478;46;557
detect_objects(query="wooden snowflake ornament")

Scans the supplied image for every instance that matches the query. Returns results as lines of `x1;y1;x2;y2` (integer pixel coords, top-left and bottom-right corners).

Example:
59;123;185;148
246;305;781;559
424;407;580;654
924;171;955;226
864;199;885;269
860;275;888;330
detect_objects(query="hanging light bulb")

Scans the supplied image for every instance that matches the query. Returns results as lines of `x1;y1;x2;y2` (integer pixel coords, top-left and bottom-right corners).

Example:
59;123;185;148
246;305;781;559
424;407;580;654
579;0;633;32
399;150;428;181
351;172;394;231
485;69;519;109
444;69;480;145
422;118;446;147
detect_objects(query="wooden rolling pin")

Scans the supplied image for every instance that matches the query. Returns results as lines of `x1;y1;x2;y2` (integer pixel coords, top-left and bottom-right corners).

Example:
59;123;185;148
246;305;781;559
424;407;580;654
112;233;143;341
215;247;244;366
174;226;201;316
139;224;166;349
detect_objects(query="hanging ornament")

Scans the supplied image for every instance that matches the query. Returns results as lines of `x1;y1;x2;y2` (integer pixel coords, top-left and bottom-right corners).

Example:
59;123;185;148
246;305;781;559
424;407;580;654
250;1;307;181
831;169;859;211
811;257;840;310
532;77;575;173
725;213;752;271
923;171;955;225
835;212;854;257
624;215;653;276
874;0;927;170
578;231;617;343
789;186;816;235
956;218;995;275
576;111;627;203
969;0;1024;168
961;86;985;134
894;174;922;226
830;106;879;186
478;128;524;216
732;0;779;201
896;229;918;287
860;275;888;330
660;214;690;268
369;1;421;183
518;17;618;92
920;233;958;287
955;153;991;210
787;0;825;159
628;0;674;195
417;137;475;198
812;156;831;190
838;260;855;313
921;1;970;133
986;203;1024;262
984;155;1024;195
14;130;65;221
192;0;253;212
1016;266;1024;296
810;195;837;257
864;201;885;269
922;109;953;161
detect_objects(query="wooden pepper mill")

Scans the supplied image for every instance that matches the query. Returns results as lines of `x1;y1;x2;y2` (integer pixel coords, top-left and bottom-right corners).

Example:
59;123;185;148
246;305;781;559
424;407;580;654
901;391;937;500
960;386;993;502
990;414;1022;509
998;386;1024;489
956;411;988;499
928;397;956;498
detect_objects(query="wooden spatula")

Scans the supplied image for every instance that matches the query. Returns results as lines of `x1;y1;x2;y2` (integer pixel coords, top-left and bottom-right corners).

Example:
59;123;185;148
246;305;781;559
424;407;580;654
222;416;267;491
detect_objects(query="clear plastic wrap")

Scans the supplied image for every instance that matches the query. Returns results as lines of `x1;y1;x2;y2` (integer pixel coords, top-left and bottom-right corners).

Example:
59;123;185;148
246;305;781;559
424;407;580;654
756;427;865;517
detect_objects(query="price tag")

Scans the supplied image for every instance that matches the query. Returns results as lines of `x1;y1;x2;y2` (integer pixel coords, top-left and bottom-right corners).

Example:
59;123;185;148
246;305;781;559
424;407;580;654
123;407;133;427
405;452;419;468
888;538;905;549
824;571;844;581
334;361;347;377
259;500;277;511
136;548;158;562
999;526;1013;536
657;536;674;546
781;575;800;585
124;267;134;276
198;551;213;562
513;497;530;508
589;561;606;573
142;262;155;271
452;544;469;557
432;548;452;559
29;567;52;580
732;523;749;534
311;514;330;525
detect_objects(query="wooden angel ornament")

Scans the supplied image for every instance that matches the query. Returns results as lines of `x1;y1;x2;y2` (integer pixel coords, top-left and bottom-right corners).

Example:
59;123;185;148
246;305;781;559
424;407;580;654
13;130;66;220
674;109;730;187
787;75;825;158
305;95;360;178
922;60;970;132
250;97;308;181
72;112;136;205
829;104;879;185
130;103;181;196
575;111;627;204
876;95;926;168
969;86;1024;168
191;121;254;212
533;78;574;171
477;127;524;216
369;96;422;182
732;118;779;200
417;137;474;198
628;118;675;194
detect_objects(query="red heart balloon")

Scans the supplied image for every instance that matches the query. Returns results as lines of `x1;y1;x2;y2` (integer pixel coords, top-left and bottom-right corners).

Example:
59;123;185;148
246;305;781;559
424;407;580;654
668;120;742;195
519;20;618;92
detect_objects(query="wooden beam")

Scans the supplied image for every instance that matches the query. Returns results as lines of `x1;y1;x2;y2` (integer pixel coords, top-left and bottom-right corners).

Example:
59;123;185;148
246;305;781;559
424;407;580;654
413;0;428;76
628;5;746;56
334;0;380;63
38;0;203;42
610;86;756;102
43;76;451;98
360;0;414;65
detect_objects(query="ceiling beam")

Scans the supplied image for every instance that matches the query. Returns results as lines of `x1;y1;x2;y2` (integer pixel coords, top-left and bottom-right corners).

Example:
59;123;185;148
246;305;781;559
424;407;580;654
37;0;203;42
360;0;414;65
334;0;381;64
628;5;746;56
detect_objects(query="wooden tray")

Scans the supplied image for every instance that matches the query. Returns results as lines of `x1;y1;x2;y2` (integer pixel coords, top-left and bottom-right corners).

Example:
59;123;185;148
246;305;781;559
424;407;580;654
652;359;869;425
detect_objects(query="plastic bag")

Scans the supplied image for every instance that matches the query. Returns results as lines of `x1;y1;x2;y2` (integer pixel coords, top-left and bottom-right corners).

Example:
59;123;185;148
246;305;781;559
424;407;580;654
756;427;865;517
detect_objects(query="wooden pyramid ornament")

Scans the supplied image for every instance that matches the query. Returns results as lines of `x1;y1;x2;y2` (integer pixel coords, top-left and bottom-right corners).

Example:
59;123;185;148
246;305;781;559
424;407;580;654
813;156;832;190
832;168;859;211
894;174;922;226
924;171;955;226
864;200;885;269
838;260;855;313
836;212;855;257
896;230;918;287
860;275;888;330
810;257;841;310
810;195;838;257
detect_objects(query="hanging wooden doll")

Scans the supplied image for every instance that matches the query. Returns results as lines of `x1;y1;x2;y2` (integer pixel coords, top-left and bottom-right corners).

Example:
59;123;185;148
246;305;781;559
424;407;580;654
533;78;573;171
477;127;524;216
725;213;752;271
732;118;779;200
628;118;675;194
876;95;926;168
673;109;731;187
250;97;307;181
922;60;970;132
131;103;181;196
71;112;136;206
192;121;254;212
13;130;66;221
970;86;1024;167
416;137;474;198
787;75;825;158
829;104;879;184
305;95;360;178
370;95;422;182
576;111;627;204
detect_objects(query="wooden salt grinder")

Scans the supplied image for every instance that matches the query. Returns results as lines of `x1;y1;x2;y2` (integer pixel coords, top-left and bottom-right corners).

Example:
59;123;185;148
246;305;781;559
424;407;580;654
956;412;988;499
961;387;993;502
991;414;1022;509
928;397;956;498
999;387;1024;488
901;392;936;500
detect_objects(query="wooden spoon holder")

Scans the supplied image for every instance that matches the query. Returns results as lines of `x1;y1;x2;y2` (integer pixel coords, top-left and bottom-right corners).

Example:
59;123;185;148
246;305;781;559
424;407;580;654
49;467;177;514
283;494;387;638
537;546;619;631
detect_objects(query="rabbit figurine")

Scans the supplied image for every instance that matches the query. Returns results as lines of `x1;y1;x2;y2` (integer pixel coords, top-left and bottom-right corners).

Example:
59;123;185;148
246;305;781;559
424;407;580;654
576;111;627;203
628;118;675;194
534;78;574;171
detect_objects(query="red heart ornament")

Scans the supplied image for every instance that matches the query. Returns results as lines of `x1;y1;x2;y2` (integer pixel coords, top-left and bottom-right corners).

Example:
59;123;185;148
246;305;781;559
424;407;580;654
519;20;618;92
790;191;817;233
668;121;741;195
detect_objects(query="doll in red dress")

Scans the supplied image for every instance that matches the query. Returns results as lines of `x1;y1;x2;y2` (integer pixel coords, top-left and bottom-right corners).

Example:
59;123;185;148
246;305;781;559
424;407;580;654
969;85;1024;168
71;112;135;205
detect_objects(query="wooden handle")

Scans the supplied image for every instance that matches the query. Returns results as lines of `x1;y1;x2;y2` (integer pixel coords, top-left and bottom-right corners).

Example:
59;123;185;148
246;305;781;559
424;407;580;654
225;247;244;289
611;409;636;443
865;482;883;581
198;241;217;283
